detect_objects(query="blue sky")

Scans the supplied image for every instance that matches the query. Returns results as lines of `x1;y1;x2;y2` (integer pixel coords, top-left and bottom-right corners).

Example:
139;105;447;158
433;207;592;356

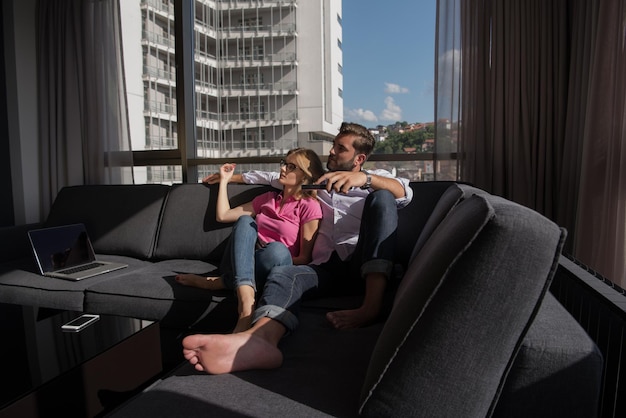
341;1;436;127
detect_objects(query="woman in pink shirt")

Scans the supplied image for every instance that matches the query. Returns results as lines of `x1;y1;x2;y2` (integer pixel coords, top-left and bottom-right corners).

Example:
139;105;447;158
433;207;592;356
176;148;324;332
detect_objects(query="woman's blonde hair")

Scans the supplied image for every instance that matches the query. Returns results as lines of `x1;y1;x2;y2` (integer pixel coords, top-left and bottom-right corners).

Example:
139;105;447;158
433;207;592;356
286;147;325;199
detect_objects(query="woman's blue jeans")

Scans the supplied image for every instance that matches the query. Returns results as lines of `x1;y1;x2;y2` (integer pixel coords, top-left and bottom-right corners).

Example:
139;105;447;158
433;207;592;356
252;190;399;332
220;215;292;292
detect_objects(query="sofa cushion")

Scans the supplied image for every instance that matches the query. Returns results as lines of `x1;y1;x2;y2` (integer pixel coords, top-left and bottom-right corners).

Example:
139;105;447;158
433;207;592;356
407;183;465;262
395;181;457;268
360;194;566;417
493;292;603;417
83;258;238;329
0;255;151;312
360;194;494;412
45;184;170;259
152;183;275;262
109;308;383;418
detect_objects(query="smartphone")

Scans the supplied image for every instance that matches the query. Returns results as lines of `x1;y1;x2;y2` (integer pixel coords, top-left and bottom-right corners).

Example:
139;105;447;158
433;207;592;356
61;314;100;332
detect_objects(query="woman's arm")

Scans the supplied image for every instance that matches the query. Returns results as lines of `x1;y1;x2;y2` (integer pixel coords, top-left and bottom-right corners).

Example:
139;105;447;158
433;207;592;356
215;164;255;223
291;219;320;265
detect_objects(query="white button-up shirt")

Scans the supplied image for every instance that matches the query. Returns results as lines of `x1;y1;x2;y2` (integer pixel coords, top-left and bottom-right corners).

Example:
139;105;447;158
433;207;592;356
242;170;413;265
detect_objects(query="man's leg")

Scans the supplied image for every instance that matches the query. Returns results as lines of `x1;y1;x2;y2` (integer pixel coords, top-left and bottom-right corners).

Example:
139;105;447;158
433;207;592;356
327;190;398;329
182;264;321;374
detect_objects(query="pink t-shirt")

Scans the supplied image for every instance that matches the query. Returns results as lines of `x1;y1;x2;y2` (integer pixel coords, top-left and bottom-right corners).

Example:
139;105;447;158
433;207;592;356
252;191;322;257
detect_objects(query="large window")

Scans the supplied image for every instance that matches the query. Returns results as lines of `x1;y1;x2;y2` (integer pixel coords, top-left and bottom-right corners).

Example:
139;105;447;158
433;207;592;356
121;0;446;184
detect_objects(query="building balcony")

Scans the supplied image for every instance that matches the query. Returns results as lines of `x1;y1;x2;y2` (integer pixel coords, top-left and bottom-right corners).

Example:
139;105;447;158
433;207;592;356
218;81;297;97
215;0;297;11
219;52;297;68
144;101;177;121
142;30;175;52
195;80;219;97
219;23;296;39
143;65;176;86
195;109;298;129
141;0;174;19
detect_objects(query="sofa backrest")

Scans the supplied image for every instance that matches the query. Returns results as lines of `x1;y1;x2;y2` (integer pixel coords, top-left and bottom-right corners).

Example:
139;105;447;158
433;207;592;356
45;184;170;259
360;192;566;417
406;183;465;263
396;181;457;268
152;183;276;261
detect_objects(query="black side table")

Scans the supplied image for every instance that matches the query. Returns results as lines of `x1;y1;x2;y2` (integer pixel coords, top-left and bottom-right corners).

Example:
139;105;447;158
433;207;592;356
0;303;162;417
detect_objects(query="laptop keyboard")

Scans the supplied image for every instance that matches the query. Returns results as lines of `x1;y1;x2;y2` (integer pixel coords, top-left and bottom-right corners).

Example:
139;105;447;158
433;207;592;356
58;262;106;275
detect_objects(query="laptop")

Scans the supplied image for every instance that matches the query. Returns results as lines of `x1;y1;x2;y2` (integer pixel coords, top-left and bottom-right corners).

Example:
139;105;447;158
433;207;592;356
28;223;127;281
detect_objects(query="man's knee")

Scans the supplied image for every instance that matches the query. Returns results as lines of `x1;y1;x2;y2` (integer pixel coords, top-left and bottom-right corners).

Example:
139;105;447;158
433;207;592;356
364;190;397;219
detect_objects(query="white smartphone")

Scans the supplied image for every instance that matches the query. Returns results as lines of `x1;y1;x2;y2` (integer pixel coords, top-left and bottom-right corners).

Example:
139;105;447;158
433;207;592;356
61;314;100;332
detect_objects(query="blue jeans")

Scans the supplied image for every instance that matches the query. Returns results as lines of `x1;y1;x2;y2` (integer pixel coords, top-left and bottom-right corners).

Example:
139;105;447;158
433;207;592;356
220;216;292;292
253;190;399;332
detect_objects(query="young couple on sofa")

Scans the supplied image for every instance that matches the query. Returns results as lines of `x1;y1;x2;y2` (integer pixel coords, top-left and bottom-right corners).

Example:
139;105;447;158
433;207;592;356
176;122;414;374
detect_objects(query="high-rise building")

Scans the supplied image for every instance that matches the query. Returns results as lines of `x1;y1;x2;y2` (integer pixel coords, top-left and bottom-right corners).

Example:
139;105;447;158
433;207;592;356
121;0;343;183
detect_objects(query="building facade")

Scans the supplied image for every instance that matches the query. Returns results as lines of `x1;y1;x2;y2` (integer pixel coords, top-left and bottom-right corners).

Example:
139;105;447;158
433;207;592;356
121;0;343;183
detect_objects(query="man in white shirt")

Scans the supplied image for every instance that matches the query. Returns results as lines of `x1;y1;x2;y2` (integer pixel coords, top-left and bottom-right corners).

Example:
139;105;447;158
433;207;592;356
183;122;413;374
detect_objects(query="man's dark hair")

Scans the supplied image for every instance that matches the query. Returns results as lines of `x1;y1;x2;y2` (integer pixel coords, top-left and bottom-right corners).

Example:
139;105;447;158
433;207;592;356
337;122;376;158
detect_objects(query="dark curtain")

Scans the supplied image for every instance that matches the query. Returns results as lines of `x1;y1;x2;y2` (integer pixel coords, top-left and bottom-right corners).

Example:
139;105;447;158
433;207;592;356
437;0;626;287
37;0;134;216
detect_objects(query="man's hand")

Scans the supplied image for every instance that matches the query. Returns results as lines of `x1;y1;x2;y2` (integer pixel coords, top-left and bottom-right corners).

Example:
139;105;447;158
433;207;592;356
202;172;221;184
317;170;368;194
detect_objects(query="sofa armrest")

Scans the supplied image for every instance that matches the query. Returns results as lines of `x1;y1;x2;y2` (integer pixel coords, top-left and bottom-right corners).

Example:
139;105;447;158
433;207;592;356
0;222;44;264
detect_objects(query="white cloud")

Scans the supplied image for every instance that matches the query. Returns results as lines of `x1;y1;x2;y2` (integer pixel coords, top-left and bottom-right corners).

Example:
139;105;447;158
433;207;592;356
345;108;378;123
384;82;410;94
380;96;402;121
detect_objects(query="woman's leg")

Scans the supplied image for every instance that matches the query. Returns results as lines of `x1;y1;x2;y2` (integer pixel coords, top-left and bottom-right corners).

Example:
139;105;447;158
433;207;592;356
227;216;261;332
254;241;293;293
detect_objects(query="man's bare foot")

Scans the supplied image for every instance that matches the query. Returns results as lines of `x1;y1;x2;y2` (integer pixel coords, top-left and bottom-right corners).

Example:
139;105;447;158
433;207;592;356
326;306;379;329
175;274;224;290
182;331;283;374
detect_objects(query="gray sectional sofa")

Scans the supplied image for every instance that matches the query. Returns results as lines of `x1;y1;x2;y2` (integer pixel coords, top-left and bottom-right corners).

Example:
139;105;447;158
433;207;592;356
0;182;603;417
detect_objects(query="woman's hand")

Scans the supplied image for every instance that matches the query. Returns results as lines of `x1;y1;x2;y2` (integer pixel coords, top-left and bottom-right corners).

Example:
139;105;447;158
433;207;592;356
219;163;236;182
202;163;236;184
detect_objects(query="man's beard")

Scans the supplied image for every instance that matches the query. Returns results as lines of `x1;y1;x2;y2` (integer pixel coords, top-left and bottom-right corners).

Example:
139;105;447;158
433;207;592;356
327;155;356;172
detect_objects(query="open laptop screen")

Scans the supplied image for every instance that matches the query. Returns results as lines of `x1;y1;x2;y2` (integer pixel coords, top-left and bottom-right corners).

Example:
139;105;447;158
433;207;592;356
28;224;96;274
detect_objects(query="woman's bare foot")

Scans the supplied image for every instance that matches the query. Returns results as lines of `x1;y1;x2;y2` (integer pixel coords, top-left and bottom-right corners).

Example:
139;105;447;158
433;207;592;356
182;330;283;374
175;274;225;290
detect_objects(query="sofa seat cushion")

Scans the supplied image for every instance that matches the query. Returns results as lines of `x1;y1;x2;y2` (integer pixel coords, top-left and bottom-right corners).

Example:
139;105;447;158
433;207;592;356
493;292;603;417
45;184;170;259
109;308;384;418
360;194;567;417
0;255;152;312
83;259;237;328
